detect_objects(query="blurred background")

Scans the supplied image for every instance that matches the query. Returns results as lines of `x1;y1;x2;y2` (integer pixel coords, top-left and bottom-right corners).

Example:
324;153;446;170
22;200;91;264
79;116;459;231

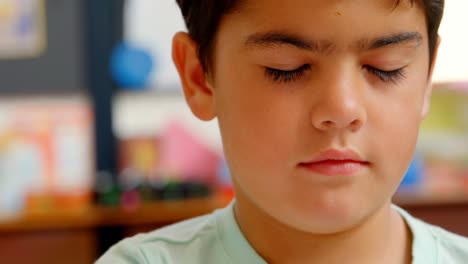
0;0;467;263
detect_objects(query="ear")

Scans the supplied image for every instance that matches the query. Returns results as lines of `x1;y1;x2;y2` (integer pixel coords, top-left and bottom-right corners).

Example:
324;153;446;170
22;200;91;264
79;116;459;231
421;36;441;119
172;32;216;121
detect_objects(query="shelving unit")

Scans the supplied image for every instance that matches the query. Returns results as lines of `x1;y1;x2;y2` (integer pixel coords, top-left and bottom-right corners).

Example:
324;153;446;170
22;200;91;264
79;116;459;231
0;197;226;233
0;197;226;263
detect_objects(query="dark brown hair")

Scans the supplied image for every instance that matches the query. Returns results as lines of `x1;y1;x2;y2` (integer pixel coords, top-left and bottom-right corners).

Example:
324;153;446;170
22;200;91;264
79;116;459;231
176;0;444;74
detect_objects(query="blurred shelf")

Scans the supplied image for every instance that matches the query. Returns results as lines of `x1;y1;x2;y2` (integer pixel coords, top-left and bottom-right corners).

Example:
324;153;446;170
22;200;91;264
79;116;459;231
394;190;468;237
393;190;468;207
0;197;227;233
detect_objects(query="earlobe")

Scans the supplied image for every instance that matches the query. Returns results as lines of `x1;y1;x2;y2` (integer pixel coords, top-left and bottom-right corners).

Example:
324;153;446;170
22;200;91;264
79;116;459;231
422;36;441;119
172;32;217;121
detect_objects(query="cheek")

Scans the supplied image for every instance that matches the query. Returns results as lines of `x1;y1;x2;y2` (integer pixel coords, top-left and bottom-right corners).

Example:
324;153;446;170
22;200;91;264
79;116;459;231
217;103;296;206
214;68;302;182
382;113;419;168
217;88;297;170
369;81;426;182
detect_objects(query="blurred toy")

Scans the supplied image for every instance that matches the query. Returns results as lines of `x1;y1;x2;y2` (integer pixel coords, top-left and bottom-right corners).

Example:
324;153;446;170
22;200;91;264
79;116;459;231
110;42;154;89
217;158;234;204
118;137;159;183
398;154;424;193
158;121;221;185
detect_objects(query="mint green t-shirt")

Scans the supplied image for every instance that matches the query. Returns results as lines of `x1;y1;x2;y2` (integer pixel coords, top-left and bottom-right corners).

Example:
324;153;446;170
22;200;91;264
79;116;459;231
96;202;468;264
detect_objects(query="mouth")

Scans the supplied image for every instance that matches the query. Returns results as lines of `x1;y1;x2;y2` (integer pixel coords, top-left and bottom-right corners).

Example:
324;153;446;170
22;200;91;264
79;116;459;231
298;149;370;177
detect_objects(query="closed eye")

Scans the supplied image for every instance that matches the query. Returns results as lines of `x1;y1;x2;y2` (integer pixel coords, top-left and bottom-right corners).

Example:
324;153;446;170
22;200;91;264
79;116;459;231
364;65;406;84
264;64;311;83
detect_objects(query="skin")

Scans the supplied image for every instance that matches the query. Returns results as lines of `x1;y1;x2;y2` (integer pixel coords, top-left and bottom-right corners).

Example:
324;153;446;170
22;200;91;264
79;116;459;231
173;0;439;263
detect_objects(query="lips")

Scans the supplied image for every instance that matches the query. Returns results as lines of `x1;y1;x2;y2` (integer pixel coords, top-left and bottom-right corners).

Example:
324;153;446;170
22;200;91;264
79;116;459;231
299;149;369;176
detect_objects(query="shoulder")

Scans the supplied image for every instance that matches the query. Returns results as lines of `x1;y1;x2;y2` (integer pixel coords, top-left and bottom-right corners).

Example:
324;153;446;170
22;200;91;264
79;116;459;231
402;209;468;263
426;224;468;262
96;212;220;264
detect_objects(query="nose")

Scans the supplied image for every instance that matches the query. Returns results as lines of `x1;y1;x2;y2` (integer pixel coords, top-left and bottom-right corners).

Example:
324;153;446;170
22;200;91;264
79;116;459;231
309;69;367;132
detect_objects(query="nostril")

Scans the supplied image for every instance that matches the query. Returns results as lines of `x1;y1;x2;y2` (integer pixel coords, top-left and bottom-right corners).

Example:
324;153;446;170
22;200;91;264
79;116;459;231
319;119;362;131
349;119;363;131
351;119;361;126
322;120;334;128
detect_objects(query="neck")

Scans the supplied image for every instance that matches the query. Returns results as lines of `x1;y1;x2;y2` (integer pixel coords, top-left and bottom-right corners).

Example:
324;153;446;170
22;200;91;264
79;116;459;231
234;197;411;264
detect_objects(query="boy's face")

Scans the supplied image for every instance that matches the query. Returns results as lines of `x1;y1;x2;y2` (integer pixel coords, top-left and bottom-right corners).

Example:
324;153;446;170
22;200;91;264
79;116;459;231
177;0;436;233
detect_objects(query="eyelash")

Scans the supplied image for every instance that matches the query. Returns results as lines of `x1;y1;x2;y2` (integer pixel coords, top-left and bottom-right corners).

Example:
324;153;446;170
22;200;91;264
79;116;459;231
264;64;406;84
264;64;311;83
364;65;406;84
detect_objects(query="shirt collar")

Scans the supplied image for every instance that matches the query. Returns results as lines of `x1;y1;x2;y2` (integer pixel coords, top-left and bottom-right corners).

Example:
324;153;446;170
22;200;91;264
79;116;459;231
393;205;438;264
217;201;437;264
216;200;267;264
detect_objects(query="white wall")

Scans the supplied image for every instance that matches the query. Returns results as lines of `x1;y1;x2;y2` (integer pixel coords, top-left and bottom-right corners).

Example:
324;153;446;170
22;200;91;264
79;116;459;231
432;0;468;83
124;0;186;90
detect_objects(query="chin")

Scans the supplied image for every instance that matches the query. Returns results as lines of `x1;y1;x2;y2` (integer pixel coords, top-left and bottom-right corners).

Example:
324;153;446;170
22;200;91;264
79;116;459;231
279;198;371;234
288;212;367;235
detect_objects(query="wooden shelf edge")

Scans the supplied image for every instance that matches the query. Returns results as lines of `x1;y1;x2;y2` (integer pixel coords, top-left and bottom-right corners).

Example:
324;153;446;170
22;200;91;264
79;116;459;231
0;197;228;233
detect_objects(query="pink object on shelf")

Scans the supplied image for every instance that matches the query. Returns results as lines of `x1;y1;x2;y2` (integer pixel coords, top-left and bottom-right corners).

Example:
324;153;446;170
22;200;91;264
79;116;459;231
158;121;220;183
436;82;468;93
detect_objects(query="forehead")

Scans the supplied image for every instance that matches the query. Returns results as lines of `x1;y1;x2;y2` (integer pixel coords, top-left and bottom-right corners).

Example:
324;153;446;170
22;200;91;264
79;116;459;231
232;0;420;18
219;0;427;49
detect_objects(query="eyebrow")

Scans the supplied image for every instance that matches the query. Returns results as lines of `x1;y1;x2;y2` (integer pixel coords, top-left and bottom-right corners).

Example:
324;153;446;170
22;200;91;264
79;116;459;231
244;32;335;54
363;32;423;50
244;31;423;54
